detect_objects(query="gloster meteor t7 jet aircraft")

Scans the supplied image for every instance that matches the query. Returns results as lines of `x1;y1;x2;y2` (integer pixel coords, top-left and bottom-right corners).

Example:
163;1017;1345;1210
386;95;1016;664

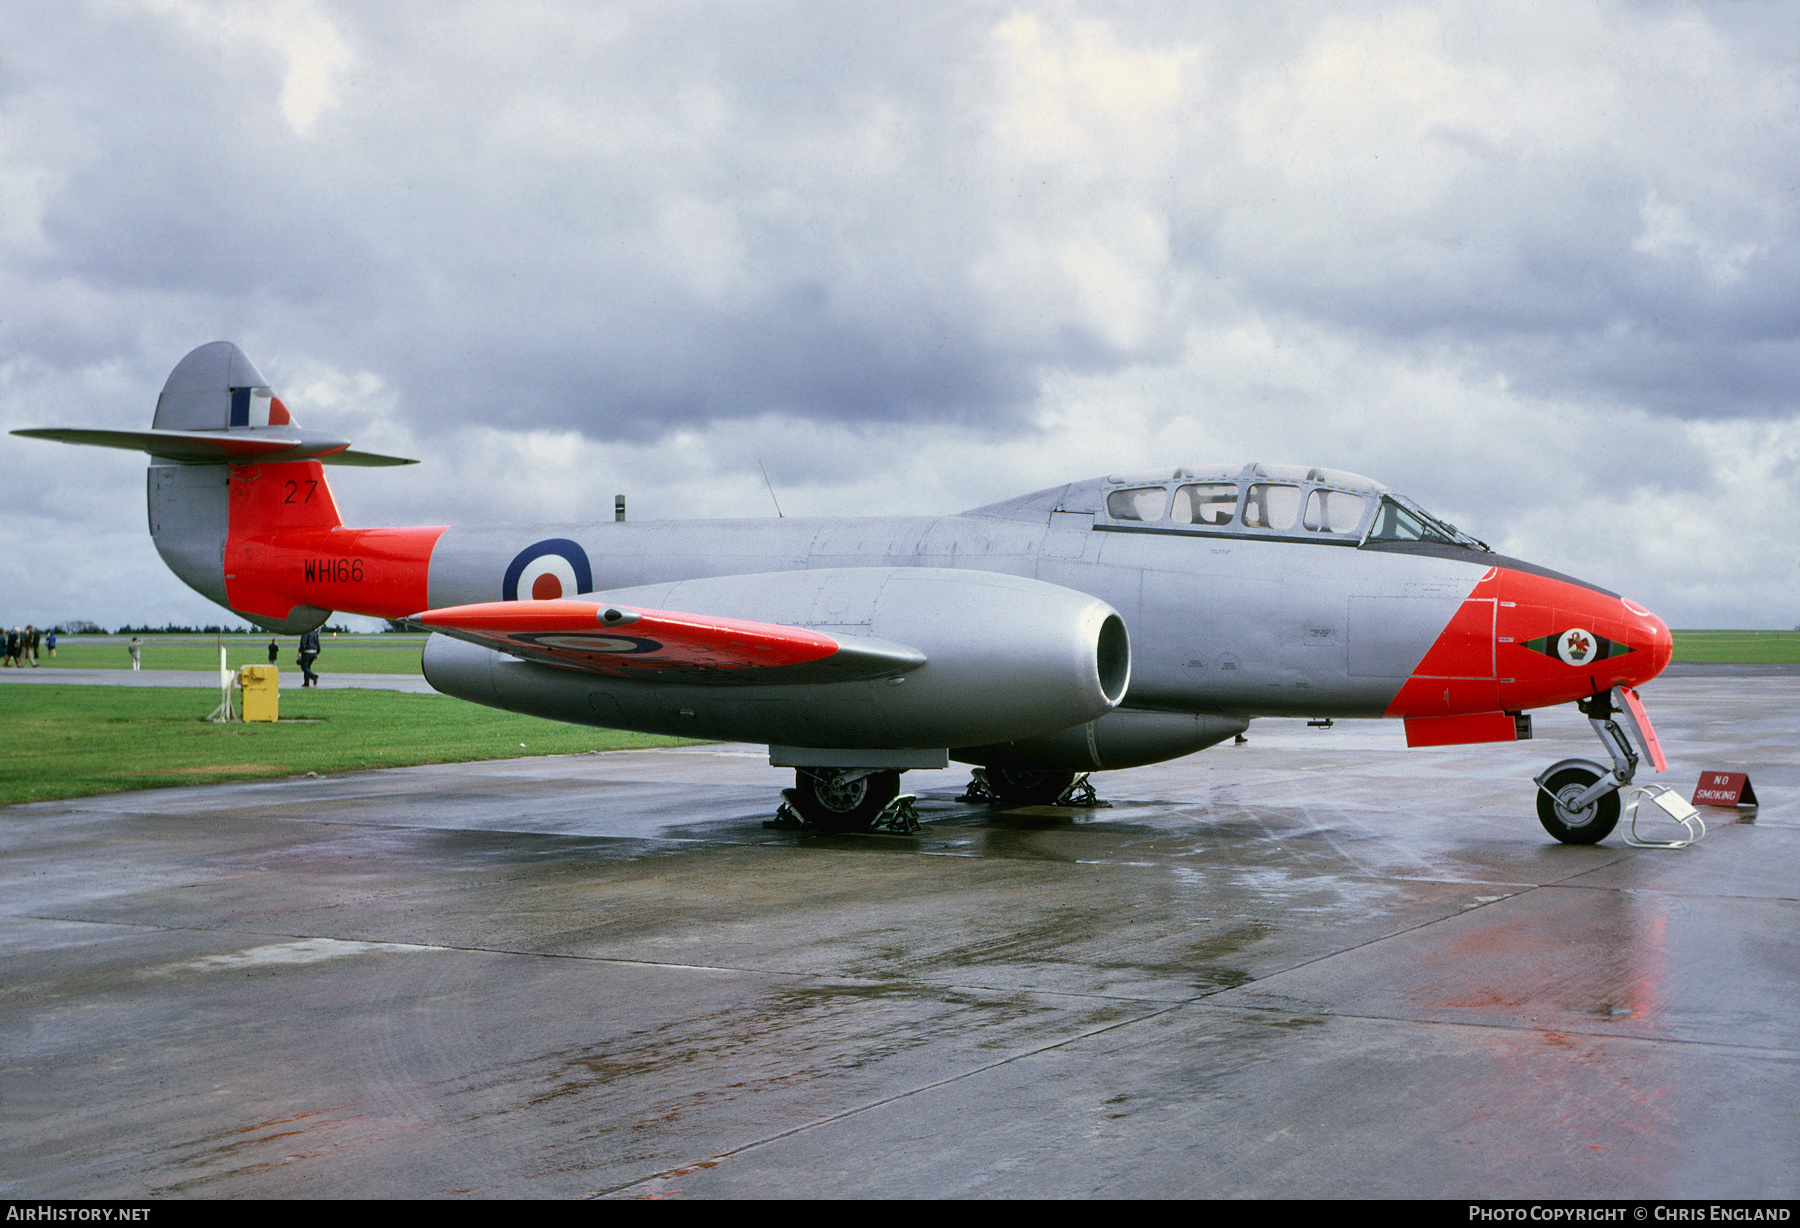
16;342;1674;842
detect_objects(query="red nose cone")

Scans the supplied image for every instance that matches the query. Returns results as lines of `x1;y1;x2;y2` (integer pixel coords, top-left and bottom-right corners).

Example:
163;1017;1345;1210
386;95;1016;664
1494;573;1674;710
1624;599;1673;685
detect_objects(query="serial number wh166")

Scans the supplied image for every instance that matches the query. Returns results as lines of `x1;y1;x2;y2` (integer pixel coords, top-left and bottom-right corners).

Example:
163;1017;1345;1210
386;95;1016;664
305;557;364;583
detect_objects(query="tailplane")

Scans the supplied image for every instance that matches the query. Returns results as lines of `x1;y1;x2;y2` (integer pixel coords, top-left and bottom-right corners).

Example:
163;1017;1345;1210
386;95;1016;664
15;341;417;467
13;342;436;633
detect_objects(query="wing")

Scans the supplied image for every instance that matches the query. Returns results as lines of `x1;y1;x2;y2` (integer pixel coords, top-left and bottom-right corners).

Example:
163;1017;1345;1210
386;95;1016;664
412;598;926;685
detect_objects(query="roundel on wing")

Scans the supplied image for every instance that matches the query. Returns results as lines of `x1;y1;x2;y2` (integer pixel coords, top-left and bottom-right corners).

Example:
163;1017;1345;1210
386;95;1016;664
502;538;593;602
513;632;662;655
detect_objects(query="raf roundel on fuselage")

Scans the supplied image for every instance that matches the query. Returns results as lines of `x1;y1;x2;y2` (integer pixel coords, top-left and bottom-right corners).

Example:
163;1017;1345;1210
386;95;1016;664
503;539;594;602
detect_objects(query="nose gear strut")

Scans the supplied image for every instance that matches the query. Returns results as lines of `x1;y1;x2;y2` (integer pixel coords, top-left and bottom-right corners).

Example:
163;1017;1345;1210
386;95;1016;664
1531;686;1663;845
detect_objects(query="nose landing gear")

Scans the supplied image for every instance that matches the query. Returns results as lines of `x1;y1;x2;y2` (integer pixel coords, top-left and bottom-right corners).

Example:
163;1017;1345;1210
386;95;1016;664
1531;687;1652;844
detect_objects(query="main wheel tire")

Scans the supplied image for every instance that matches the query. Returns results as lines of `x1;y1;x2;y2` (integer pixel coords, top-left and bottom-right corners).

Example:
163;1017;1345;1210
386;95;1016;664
1536;766;1621;844
790;768;900;832
983;767;1077;807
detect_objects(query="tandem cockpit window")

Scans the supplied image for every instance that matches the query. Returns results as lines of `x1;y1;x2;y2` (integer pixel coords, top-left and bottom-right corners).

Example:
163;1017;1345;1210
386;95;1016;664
1242;483;1302;530
1303;488;1365;534
1094;469;1487;549
1105;486;1170;522
1171;483;1238;526
1097;466;1381;541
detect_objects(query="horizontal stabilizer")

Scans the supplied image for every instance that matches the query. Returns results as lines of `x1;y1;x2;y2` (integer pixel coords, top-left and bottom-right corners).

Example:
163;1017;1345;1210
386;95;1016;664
11;427;417;467
412;598;927;685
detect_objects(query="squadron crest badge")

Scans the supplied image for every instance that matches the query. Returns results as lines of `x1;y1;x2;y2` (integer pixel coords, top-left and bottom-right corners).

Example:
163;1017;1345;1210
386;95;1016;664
1519;627;1635;666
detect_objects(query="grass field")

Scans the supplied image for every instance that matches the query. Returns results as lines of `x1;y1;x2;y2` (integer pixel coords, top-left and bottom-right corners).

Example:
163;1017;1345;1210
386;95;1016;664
17;634;427;674
0;684;703;806
1669;630;1800;664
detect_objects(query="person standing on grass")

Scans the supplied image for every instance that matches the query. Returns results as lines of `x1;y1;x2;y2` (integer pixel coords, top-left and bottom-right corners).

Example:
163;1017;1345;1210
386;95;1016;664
128;636;141;671
45;628;56;658
5;627;19;667
297;627;320;687
26;625;40;666
267;636;279;665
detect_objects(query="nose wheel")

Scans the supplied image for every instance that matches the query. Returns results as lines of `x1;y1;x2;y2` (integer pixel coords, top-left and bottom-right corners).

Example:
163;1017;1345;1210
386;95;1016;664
1535;765;1621;844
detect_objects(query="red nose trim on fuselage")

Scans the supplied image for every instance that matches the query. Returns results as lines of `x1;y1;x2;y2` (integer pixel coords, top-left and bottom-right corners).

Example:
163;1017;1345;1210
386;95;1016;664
1383;567;1672;719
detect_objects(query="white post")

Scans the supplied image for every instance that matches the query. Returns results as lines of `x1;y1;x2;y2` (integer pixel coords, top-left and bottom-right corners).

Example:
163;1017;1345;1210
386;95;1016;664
208;645;236;722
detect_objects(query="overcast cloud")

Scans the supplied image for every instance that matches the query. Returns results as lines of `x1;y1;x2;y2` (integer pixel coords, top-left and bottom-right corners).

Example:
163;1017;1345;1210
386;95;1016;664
2;0;1797;631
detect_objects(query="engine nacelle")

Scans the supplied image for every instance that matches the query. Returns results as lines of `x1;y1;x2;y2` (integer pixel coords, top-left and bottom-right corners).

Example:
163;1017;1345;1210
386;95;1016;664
423;567;1129;750
953;708;1249;772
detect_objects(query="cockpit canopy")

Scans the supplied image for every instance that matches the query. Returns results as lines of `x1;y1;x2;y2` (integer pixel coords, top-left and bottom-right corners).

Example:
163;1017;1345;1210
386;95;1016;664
967;462;1487;550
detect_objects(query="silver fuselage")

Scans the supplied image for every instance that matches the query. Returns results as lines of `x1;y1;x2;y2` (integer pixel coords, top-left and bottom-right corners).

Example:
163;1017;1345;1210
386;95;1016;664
425;508;1491;719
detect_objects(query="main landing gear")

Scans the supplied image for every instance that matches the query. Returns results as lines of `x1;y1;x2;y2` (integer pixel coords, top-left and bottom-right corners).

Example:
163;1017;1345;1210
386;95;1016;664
1533;689;1639;844
766;763;1112;834
769;768;922;834
958;768;1109;808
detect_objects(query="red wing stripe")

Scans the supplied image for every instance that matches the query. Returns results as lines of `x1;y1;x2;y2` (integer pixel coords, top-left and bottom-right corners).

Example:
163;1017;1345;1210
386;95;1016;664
415;600;842;673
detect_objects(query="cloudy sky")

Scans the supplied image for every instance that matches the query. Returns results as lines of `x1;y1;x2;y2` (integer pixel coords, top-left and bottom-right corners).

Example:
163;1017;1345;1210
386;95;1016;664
3;0;1797;631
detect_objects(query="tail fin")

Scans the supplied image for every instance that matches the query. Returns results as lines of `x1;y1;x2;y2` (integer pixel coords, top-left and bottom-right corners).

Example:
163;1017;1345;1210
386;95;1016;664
14;342;434;634
155;340;293;430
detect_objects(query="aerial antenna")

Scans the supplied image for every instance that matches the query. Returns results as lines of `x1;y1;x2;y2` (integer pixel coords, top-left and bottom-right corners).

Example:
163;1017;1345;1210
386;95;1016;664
758;460;785;518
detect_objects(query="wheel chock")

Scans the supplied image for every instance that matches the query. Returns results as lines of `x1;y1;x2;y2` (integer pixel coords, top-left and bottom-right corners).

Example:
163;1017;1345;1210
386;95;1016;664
763;789;813;830
1053;773;1111;809
1622;784;1707;849
869;793;923;835
956;769;998;804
